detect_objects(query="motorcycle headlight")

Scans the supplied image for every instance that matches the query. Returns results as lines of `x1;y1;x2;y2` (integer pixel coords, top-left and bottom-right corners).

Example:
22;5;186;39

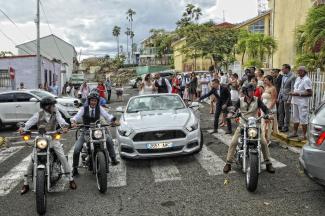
93;130;103;139
247;128;258;138
186;121;199;132
36;138;48;149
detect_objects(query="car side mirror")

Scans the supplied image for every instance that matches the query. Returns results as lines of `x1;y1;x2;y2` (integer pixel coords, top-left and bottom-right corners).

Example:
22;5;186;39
17;122;25;128
189;102;200;111
29;97;39;102
115;106;125;113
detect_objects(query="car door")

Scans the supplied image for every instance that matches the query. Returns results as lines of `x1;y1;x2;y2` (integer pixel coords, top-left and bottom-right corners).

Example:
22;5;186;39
0;93;16;124
14;92;40;122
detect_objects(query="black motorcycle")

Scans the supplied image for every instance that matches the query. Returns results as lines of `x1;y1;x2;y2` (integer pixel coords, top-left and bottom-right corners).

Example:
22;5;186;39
75;121;113;193
21;125;65;215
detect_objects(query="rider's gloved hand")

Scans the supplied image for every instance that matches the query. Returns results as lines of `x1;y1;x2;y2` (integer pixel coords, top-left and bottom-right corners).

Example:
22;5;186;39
18;127;25;134
71;121;78;128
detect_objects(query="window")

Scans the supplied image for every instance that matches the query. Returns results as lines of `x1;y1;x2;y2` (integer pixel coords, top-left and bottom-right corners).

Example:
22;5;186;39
15;93;33;102
44;69;48;84
0;93;14;103
0;69;11;88
249;20;265;33
49;70;52;85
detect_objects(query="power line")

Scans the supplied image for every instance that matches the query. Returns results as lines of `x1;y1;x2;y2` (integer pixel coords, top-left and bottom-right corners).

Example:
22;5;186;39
0;7;56;59
39;0;68;64
0;27;35;55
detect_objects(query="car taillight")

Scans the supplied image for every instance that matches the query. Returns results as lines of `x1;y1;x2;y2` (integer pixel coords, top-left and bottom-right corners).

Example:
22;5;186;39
316;132;325;146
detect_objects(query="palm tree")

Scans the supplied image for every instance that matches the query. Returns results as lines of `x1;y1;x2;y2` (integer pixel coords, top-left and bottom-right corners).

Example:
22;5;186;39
125;27;131;64
193;7;202;22
126;9;136;63
112;26;121;57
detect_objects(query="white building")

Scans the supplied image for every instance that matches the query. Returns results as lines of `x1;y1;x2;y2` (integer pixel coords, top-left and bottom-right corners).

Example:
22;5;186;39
16;34;77;83
0;55;62;93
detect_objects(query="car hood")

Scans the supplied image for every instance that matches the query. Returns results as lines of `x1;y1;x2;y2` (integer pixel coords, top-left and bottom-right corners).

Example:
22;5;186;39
123;109;192;130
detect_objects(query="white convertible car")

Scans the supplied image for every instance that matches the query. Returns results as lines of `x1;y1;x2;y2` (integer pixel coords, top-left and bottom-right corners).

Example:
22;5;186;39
116;94;203;159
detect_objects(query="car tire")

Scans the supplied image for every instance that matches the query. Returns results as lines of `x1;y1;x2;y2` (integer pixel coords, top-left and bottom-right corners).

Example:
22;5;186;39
192;129;204;154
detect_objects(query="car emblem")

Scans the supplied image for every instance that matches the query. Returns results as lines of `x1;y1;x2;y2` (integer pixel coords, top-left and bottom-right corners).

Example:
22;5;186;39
155;132;165;138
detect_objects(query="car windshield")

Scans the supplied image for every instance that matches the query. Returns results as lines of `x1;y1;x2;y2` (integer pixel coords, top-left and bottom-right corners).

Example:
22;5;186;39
127;95;185;113
30;90;58;99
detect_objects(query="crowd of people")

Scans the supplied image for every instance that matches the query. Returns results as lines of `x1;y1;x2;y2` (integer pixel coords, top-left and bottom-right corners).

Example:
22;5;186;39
138;64;312;142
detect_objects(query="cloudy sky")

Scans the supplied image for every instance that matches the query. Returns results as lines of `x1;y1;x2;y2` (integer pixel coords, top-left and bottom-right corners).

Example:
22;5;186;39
0;0;261;59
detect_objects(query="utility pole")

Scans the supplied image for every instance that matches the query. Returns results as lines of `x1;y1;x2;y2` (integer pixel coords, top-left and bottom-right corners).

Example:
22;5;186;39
36;0;41;87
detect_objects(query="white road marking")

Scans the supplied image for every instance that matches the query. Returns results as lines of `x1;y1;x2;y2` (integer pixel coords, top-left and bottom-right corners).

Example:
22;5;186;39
210;129;287;169
0;154;31;196
107;140;127;187
195;145;231;175
151;159;181;183
0;146;24;165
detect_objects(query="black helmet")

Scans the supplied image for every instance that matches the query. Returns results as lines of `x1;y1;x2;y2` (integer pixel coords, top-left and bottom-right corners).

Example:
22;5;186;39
40;96;57;109
87;92;99;101
242;84;255;96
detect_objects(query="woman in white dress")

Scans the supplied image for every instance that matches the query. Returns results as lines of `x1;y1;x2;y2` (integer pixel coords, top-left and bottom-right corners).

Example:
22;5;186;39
139;74;156;95
262;75;279;145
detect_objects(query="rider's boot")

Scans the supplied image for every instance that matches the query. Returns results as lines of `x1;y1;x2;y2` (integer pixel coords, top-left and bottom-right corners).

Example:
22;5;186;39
21;184;30;195
111;158;120;166
223;163;232;174
266;163;275;173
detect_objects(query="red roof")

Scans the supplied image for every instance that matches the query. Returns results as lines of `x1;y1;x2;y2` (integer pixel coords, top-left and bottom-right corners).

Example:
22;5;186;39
215;22;235;29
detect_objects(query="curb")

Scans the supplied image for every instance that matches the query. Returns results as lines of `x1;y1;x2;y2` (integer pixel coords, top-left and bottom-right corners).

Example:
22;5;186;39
272;132;306;148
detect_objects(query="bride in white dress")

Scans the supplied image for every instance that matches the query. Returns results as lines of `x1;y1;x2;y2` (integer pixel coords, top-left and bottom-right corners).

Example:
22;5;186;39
139;74;156;95
261;75;279;145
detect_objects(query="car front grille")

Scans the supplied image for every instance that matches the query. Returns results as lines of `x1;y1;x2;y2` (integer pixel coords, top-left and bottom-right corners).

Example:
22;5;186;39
137;146;184;154
133;130;186;142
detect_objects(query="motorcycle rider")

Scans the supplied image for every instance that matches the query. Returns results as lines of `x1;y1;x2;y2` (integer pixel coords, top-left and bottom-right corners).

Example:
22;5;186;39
70;91;119;177
223;84;276;174
19;97;77;195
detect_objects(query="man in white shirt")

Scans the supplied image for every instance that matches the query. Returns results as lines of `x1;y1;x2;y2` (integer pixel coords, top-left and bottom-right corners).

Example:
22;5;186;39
220;72;228;85
71;92;119;176
200;74;210;96
289;66;312;140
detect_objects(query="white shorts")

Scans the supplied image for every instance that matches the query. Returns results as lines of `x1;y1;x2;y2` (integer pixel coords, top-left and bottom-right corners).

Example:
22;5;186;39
292;104;309;124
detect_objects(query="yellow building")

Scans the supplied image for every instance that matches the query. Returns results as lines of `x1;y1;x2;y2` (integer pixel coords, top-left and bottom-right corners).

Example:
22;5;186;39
268;0;313;68
172;38;212;72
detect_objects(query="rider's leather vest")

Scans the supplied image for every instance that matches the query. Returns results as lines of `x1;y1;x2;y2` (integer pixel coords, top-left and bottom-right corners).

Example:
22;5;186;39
239;96;259;125
83;105;100;125
37;110;57;131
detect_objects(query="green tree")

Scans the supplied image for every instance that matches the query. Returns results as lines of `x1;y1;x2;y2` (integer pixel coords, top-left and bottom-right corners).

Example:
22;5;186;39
176;4;202;28
112;26;121;57
236;32;277;68
126;8;136;63
296;5;325;70
150;29;175;65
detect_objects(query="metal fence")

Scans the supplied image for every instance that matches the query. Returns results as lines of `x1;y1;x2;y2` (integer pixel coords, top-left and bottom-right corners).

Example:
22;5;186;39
0;69;11;88
309;69;325;112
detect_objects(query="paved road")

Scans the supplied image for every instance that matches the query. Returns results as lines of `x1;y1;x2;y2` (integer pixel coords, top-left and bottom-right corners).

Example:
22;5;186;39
0;87;324;216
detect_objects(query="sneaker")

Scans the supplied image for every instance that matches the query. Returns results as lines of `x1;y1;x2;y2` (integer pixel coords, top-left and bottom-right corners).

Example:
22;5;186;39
72;168;79;177
69;180;77;190
266;164;275;173
223;164;232;174
21;185;29;195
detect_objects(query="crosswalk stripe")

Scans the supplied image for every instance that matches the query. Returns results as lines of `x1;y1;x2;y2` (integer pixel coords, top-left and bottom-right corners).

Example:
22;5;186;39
195;145;230;176
107;143;127;187
209;129;287;169
0;154;31;196
151;159;181;183
0;146;24;165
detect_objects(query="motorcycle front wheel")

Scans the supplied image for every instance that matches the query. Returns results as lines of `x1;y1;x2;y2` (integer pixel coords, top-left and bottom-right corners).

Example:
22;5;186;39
36;169;47;215
95;151;107;193
246;153;259;192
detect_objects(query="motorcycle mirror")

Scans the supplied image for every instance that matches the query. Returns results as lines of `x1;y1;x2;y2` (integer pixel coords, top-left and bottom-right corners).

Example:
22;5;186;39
17;122;25;128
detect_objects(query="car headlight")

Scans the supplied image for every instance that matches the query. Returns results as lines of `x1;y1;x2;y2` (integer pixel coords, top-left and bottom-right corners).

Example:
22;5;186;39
247;128;258;138
118;127;133;137
186;121;199;132
93;130;103;139
36;138;48;149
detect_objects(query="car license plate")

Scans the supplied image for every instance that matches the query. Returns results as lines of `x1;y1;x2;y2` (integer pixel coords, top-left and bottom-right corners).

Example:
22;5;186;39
147;142;172;149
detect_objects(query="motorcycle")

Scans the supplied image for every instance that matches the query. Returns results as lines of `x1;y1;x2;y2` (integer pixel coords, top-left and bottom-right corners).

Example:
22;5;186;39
75;120;113;193
20;125;65;215
230;112;269;192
